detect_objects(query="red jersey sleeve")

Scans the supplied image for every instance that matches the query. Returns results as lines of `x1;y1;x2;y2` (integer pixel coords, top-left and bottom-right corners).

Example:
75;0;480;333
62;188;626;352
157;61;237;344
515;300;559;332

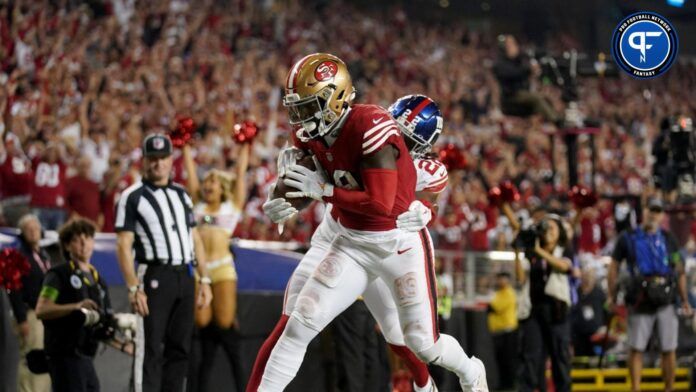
359;106;402;157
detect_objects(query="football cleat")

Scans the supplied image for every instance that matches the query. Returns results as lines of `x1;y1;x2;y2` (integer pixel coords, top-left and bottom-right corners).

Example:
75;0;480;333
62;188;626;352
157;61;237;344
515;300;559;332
459;356;489;392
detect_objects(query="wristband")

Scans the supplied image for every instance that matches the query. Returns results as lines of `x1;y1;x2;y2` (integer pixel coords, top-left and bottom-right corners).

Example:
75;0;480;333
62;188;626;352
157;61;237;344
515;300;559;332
199;276;212;285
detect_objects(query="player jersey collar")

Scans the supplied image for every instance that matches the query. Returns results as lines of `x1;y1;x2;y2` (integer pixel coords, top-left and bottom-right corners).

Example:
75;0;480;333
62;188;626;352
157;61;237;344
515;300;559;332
322;107;352;148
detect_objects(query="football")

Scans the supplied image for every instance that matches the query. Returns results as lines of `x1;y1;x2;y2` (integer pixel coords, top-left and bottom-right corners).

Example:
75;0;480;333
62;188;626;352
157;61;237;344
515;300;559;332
272;154;316;210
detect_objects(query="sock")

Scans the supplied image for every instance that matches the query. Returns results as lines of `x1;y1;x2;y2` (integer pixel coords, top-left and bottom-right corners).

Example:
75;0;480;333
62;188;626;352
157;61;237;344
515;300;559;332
430;334;479;384
246;314;289;392
388;343;431;387
413;378;433;392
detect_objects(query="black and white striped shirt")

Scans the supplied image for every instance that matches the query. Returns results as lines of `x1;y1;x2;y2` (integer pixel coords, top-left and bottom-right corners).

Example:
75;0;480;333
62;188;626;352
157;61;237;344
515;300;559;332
115;180;196;266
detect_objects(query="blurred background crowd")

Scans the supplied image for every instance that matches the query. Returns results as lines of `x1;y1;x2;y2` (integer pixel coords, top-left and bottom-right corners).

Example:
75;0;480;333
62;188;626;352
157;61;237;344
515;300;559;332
1;0;694;253
1;0;696;390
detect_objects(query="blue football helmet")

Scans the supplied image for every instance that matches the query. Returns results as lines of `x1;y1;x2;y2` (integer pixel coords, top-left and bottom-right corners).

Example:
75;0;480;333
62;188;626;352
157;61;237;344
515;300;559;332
388;94;443;158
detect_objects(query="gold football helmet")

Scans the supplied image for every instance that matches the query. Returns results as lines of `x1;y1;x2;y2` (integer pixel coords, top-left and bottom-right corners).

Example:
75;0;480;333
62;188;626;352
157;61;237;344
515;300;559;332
283;53;356;140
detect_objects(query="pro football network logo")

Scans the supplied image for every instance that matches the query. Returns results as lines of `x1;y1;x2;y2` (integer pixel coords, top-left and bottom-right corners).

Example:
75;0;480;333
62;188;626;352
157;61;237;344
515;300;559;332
611;12;678;79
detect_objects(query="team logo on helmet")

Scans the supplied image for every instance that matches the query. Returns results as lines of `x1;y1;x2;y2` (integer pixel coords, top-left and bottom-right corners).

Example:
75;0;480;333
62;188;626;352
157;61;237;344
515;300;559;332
611;12;678;79
314;61;338;81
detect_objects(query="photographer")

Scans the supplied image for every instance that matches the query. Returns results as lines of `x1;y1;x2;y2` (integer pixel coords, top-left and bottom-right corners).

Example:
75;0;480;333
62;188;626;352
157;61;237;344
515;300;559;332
35;219;114;392
493;35;560;123
607;198;691;392
516;216;574;392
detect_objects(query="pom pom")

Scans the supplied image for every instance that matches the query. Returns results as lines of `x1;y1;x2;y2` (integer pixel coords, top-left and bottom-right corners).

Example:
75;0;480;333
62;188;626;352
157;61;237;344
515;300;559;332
499;180;520;203
488;186;503;207
0;248;31;291
233;120;259;144
568;185;598;208
437;143;467;171
170;116;195;148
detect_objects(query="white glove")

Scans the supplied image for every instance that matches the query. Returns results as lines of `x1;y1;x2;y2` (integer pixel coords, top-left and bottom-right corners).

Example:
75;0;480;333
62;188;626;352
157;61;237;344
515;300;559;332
396;201;432;232
283;163;334;201
276;146;305;178
262;185;298;224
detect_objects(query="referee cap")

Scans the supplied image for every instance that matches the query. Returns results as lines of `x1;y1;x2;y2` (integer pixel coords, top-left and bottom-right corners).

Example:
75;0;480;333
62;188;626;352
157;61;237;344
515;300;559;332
143;134;172;158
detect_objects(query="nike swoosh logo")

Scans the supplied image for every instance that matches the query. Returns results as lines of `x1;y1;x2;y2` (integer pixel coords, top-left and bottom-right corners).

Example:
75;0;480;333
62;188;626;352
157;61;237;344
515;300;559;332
372;117;385;124
397;248;412;255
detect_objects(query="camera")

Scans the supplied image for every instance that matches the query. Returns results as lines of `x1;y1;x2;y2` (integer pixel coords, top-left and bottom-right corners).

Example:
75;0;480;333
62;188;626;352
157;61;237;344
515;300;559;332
529;50;619;104
513;220;550;253
80;309;137;342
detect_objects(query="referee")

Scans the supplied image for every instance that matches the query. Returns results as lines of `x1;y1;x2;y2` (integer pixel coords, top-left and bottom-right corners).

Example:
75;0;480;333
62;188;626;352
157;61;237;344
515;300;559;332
115;134;212;392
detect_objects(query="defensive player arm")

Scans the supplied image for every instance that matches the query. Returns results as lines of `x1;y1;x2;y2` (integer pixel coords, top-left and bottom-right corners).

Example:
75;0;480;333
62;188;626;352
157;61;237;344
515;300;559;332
323;146;398;216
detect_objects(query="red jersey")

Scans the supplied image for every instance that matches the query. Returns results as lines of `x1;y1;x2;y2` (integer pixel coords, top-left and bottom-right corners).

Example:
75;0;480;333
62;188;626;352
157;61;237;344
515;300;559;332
293;104;416;231
66;175;101;222
102;172;138;233
30;159;66;208
578;216;602;253
0;154;33;198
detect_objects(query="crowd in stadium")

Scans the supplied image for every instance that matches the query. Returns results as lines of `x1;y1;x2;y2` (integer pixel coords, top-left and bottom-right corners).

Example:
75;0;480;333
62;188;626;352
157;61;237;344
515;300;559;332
2;0;696;391
2;0;695;255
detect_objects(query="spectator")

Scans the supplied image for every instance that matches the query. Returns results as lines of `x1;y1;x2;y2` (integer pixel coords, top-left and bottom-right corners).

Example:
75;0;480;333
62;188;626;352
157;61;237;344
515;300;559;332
30;144;67;230
487;271;518;391
8;214;52;392
35;219;113;392
80;127;111;184
0;134;33;226
492;35;559;123
66;157;103;229
570;268;606;357
607;197;692;392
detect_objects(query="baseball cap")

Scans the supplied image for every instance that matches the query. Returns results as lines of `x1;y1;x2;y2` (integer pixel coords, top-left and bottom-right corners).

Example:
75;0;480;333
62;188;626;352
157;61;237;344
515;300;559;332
142;134;172;158
646;197;665;212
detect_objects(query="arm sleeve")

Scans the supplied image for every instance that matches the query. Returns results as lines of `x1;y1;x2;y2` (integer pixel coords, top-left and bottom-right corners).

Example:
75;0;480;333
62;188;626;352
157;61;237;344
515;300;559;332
39;271;62;302
323;168;398;217
183;191;196;228
114;190;137;232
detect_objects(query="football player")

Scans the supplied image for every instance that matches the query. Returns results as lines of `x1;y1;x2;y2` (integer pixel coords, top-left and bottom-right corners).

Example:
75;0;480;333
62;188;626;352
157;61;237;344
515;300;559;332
249;94;450;392
257;53;487;392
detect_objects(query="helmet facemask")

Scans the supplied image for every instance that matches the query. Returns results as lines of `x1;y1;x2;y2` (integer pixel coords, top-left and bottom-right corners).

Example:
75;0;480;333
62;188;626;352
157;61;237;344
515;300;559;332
394;117;441;158
284;86;339;142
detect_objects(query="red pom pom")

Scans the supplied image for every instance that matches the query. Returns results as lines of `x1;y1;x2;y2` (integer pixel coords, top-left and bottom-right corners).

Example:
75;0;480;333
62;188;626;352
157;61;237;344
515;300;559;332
488;186;504;207
0;248;31;291
499;180;520;203
170;116;195;148
437;144;467;171
233;120;259;144
568;185;598;208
